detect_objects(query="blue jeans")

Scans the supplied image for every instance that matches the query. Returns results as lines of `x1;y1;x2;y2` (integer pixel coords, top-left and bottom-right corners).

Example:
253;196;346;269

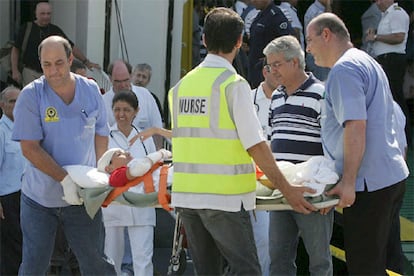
177;207;261;275
19;193;115;275
269;209;334;276
250;210;270;276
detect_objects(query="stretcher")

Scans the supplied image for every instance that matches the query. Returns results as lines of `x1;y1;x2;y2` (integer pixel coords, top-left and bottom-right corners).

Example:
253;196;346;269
68;155;339;217
67;157;339;275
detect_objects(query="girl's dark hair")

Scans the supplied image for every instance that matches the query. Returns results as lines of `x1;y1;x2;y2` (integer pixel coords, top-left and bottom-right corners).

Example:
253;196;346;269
112;90;139;110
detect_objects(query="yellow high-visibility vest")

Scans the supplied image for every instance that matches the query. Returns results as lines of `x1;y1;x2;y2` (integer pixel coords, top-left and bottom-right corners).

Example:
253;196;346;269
169;67;256;195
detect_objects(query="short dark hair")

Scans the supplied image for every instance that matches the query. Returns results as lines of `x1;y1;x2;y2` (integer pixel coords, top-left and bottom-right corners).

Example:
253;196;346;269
112;90;139;110
203;7;244;54
70;58;86;73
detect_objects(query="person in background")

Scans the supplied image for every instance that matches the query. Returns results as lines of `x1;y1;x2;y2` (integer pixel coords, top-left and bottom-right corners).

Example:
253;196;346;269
265;35;333;276
0;86;24;275
249;58;280;276
11;35;115;275
386;101;408;274
248;0;295;88
103;60;162;133
11;1;100;86
70;58;88;77
102;90;157;276
306;13;409;274
169;7;317;275
304;0;332;81
71;58;105;95
366;0;411;145
131;63;163;120
360;0;381;57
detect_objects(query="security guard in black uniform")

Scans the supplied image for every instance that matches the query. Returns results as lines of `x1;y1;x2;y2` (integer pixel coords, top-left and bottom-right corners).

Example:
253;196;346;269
248;0;295;88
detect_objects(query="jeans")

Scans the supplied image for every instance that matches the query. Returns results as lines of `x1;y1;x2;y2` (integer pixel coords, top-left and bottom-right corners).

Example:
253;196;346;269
269;209;334;276
250;210;270;276
19;193;115;275
177;207;261;275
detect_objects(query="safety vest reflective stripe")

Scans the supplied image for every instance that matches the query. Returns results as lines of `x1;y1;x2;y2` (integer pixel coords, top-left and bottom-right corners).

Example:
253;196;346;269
174;163;255;175
172;127;238;140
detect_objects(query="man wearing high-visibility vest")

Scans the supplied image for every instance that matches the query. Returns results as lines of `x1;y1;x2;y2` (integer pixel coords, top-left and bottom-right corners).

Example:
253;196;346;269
169;7;317;275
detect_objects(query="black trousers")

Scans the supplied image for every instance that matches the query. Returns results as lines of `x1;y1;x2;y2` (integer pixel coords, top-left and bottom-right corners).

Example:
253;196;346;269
0;191;22;275
377;52;412;144
343;180;406;275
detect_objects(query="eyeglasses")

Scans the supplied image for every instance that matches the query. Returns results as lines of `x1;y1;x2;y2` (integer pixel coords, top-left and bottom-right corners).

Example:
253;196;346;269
264;60;290;72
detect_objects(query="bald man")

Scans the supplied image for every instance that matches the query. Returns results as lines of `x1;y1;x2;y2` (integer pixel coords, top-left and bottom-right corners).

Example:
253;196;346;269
12;35;115;275
11;1;100;86
103;60;162;133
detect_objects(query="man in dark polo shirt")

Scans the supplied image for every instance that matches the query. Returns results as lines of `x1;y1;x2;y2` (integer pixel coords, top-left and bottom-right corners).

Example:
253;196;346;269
10;1;100;86
248;0;295;88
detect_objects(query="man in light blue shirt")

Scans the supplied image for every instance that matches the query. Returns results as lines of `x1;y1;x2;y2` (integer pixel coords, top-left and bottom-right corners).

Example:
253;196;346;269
306;13;409;274
12;36;115;275
0;85;24;275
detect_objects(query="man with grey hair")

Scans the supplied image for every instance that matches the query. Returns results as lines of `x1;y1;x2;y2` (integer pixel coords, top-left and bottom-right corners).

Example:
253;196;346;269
132;63;152;87
264;35;333;275
132;63;163;120
306;13;408;274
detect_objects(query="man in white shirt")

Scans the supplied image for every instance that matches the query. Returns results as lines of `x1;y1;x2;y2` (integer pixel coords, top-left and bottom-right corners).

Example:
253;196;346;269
366;0;411;143
103;60;162;132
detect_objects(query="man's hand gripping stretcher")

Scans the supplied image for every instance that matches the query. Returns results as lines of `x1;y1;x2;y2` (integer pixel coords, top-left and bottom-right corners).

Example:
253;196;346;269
255;156;340;212
61;149;173;218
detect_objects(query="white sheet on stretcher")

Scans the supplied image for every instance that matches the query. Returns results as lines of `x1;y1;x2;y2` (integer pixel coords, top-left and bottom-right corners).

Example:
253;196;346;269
255;156;340;210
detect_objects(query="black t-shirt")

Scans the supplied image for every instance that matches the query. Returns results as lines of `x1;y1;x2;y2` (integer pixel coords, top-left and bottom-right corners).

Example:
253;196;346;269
14;22;74;73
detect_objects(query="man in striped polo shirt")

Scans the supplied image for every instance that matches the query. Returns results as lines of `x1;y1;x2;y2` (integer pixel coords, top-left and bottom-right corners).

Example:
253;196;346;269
264;35;334;276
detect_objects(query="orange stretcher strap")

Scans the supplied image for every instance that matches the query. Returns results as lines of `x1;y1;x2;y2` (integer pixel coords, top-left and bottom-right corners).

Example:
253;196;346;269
256;165;264;180
158;164;172;211
102;162;162;207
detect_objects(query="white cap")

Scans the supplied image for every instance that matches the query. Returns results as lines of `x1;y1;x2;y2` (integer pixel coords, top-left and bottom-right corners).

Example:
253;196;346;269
97;148;123;173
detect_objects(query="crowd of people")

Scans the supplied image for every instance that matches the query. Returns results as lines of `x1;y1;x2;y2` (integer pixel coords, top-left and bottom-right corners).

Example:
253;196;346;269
0;0;413;276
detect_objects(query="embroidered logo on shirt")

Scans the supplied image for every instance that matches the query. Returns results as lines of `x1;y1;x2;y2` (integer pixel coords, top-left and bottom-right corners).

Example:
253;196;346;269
280;22;288;29
44;106;59;122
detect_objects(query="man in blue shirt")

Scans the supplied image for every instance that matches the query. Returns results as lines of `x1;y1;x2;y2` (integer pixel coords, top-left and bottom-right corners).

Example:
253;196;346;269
12;36;115;275
306;13;409;274
0;86;24;275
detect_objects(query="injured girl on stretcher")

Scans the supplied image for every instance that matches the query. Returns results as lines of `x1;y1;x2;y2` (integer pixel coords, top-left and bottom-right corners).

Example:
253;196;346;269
63;148;173;218
63;147;339;218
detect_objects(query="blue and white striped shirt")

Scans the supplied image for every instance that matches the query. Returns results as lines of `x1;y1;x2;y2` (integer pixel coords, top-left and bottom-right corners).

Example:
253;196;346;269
270;73;324;163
